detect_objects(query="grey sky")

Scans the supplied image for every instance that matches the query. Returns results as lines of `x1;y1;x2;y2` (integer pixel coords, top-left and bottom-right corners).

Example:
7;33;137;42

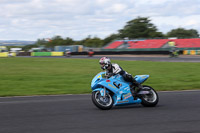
0;0;200;41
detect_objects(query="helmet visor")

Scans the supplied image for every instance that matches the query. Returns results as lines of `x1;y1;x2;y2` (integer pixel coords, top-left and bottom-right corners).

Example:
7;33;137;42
99;62;105;67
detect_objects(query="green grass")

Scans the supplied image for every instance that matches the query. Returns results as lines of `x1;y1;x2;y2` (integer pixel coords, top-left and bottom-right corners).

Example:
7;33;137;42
0;57;200;96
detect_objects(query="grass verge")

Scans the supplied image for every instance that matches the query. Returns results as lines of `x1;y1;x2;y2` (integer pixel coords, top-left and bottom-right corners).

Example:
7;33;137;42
0;57;199;96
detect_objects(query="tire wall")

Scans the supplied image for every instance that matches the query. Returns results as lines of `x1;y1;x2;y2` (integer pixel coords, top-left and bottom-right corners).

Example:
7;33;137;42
183;50;200;55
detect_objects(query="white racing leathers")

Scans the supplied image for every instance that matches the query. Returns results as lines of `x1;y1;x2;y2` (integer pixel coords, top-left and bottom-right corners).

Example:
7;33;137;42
106;63;141;90
106;63;127;78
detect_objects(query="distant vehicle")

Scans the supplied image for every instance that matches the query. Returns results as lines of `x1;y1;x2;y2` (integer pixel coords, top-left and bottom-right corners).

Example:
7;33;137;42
65;49;71;57
10;48;22;53
88;49;94;57
169;47;179;58
8;52;15;57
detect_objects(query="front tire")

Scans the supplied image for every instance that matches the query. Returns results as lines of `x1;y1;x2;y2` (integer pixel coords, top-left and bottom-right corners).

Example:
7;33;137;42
92;91;113;110
140;85;159;107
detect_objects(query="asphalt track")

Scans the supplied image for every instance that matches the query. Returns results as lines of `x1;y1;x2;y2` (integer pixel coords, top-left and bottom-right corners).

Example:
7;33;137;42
1;90;200;133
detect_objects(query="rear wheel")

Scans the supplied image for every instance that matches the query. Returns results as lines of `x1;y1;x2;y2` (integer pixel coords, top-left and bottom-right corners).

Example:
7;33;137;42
92;91;113;110
140;85;159;107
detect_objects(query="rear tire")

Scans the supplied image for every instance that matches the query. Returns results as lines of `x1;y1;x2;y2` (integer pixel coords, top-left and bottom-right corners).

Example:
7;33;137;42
92;91;113;110
140;85;159;107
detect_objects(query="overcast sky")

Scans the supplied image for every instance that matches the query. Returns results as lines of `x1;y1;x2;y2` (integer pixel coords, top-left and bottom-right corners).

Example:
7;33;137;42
0;0;200;41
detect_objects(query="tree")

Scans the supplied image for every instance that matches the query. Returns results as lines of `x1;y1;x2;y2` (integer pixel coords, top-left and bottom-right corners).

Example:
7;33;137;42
35;39;47;46
80;36;104;47
166;28;199;38
45;36;65;48
23;39;47;51
22;44;38;51
119;16;164;39
63;37;74;46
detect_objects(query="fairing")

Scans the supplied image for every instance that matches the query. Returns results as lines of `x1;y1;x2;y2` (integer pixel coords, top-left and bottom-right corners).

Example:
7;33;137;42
91;72;149;106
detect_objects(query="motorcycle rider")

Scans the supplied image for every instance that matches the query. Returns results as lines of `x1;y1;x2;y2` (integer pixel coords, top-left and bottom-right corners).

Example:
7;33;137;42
99;57;143;97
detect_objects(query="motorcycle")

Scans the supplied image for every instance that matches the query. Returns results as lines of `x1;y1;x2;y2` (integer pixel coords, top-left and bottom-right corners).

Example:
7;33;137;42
169;50;179;58
65;51;71;57
88;49;94;57
169;47;179;58
91;72;159;110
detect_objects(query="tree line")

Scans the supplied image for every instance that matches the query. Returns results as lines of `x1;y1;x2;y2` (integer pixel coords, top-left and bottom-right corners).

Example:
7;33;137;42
23;16;199;51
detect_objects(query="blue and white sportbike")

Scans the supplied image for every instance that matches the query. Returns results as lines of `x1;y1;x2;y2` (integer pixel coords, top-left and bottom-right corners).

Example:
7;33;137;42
91;72;159;110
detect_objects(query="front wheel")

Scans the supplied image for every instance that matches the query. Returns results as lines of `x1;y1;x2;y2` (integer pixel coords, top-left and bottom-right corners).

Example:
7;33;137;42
140;85;159;107
92;91;113;110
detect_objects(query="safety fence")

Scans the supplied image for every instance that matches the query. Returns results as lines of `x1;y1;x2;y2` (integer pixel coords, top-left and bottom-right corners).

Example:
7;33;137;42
0;52;16;57
31;52;64;56
0;52;8;57
2;50;200;57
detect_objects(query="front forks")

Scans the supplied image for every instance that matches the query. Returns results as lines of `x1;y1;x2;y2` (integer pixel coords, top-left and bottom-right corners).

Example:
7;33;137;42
99;87;108;103
100;87;107;97
103;87;106;97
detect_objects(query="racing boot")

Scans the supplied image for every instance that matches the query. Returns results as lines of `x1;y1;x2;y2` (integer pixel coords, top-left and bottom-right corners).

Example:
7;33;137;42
124;73;143;99
132;81;143;100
